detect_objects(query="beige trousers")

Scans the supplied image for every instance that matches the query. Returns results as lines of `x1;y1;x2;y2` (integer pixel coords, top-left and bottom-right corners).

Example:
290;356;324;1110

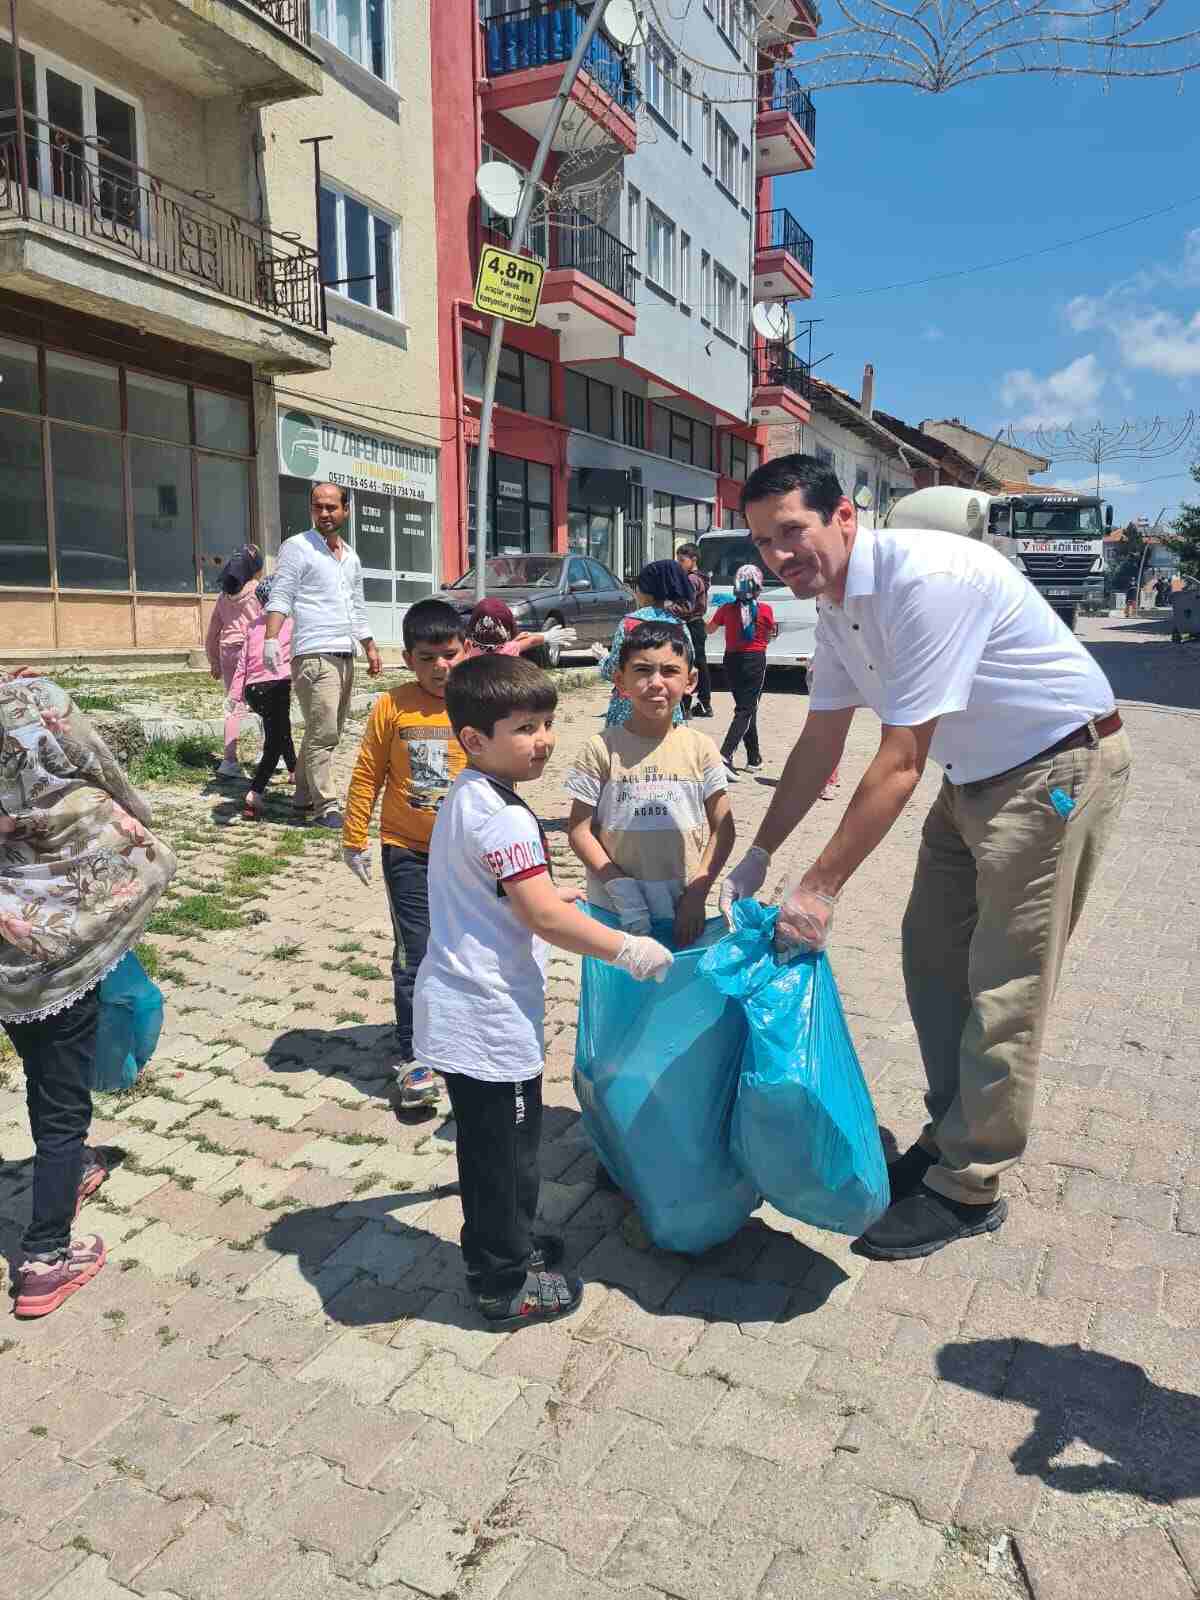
901;727;1131;1204
291;653;354;818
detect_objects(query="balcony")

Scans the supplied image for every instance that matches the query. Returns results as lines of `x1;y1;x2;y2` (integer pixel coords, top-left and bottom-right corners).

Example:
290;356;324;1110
753;207;814;301
751;341;811;425
481;1;639;157
481;202;636;360
0;118;331;375
756;68;816;177
59;0;321;105
755;0;821;49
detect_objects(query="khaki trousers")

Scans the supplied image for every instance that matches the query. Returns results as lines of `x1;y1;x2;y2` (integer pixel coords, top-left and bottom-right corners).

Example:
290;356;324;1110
901;727;1131;1204
291;653;354;818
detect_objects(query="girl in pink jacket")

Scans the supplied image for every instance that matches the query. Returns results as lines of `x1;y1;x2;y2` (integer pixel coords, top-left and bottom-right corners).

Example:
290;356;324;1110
205;545;263;776
230;578;296;820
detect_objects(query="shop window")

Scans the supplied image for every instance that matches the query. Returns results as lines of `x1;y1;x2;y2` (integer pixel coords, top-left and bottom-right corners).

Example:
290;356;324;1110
52;425;127;591
468;448;554;558
653;491;712;559
46;352;119;431
0;413;49;587
131;440;194;593
197;455;251;593
320;181;402;318
623;392;645;451
312;0;390;81
565;371;614;439
279;475;314;542
196;390;250;454
128;372;190;445
0;337;39;415
363;577;392;603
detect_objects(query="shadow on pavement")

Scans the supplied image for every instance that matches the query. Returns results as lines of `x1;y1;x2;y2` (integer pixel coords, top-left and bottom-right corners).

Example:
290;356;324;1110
266;1023;404;1099
939;1338;1200;1504
1083;621;1200;713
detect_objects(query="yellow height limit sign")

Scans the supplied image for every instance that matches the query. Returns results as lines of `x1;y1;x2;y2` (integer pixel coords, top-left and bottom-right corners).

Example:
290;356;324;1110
473;245;545;326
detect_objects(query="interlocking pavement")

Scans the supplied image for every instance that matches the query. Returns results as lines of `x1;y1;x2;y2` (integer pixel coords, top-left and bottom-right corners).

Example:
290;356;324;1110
0;616;1197;1599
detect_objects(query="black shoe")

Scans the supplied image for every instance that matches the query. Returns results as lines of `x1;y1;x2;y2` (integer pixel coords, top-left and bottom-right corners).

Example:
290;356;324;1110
887;1142;937;1204
693;705;714;718
745;757;764;770
855;1185;1008;1261
465;1234;564;1294
478;1269;584;1328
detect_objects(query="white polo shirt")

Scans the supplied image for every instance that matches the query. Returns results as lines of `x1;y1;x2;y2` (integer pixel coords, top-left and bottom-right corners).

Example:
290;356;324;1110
808;526;1116;784
266;529;370;657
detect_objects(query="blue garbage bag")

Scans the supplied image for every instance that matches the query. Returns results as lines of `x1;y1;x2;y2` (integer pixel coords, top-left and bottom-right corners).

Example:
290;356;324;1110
701;900;889;1236
93;950;164;1093
573;908;756;1255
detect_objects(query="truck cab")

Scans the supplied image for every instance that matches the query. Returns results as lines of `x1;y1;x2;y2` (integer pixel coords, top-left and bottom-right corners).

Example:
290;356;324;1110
696;531;818;674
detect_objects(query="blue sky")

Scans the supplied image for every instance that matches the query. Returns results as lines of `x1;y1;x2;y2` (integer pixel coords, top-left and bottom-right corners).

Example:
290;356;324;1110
776;70;1200;527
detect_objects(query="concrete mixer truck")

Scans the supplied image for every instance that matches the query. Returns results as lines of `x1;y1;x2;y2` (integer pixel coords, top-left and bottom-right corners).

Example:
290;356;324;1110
885;485;1112;632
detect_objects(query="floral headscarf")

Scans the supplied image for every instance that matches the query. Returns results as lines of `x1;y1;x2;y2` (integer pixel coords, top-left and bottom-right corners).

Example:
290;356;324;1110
735;563;763;642
467;598;517;652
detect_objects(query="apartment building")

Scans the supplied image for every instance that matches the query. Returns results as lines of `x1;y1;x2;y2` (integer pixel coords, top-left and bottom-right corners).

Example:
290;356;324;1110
0;0;438;653
431;0;818;584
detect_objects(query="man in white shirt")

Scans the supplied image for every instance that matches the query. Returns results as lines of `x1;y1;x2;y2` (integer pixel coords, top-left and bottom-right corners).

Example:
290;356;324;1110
720;455;1131;1261
264;482;383;829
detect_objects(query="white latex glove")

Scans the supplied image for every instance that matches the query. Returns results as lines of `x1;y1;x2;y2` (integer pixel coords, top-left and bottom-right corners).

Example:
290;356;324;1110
589;640;610;661
262;637;282;675
775;881;836;953
611;933;675;983
718;845;771;929
343;847;371;886
543;624;578;647
606;877;652;935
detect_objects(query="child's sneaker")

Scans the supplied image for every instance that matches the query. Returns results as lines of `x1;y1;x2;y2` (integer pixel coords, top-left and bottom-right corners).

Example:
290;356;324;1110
14;1235;106;1318
722;758;741;783
478;1269;583;1328
465;1234;564;1294
395;1065;441;1109
74;1148;108;1217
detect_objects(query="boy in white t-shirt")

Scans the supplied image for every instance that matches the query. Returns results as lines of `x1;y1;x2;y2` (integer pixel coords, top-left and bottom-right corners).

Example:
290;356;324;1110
565;620;735;947
414;654;674;1328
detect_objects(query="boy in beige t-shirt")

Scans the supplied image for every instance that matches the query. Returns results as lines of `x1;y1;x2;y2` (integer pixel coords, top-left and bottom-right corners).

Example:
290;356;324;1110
566;620;735;947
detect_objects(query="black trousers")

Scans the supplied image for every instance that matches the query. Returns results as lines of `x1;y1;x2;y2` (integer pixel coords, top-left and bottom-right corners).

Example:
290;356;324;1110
382;844;430;1057
683;619;712;713
720;650;767;764
442;1069;542;1297
3;986;97;1258
244;679;297;793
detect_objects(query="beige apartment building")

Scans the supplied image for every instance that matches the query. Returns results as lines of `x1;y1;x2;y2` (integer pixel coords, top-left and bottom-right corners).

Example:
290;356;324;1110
0;0;438;653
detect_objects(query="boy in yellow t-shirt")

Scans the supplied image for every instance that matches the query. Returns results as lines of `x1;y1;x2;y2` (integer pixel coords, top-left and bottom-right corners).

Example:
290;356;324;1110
343;599;466;1108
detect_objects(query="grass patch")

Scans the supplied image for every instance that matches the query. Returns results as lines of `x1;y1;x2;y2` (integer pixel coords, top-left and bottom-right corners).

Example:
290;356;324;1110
268;942;303;961
131;733;220;786
74;691;121;712
227;852;280;884
335;1010;365;1025
147;895;244;935
343;959;382;981
334;940;364;954
134;940;161;979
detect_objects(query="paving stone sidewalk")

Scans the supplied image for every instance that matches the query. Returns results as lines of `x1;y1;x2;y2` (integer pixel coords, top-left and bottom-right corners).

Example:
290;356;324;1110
0;616;1197;1600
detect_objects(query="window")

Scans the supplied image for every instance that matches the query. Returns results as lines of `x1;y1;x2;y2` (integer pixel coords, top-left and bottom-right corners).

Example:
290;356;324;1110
320;182;401;318
722;434;761;482
565;371;615;439
627;184;641;264
700;251;711;325
468;450;553;558
463;331;550;419
623;391;645;450
652;492;713;559
714;116;739;198
651;405;713;470
645;203;676;294
701;99;712;169
681;70;693;147
644;29;676;130
713;263;737;337
739;282;749;346
741;144;751;207
679;232;692;310
312;0;389;80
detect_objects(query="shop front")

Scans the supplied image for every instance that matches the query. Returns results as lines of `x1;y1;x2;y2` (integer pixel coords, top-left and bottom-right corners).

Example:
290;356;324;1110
277;409;439;646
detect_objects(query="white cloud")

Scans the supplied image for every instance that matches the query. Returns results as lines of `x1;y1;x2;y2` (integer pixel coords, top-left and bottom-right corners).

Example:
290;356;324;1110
1046;471;1134;494
999;354;1105;427
1112;309;1200;379
1059;230;1200;381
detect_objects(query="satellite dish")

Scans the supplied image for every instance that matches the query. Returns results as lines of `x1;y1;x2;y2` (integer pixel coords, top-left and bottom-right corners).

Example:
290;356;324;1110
475;161;522;221
751;300;790;341
603;0;646;47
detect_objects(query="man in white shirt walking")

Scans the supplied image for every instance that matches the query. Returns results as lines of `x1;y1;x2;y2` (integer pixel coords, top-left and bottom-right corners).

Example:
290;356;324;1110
264;482;383;829
721;456;1131;1261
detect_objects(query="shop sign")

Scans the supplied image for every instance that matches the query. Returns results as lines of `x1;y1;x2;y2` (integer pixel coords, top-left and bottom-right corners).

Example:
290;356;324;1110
497;479;523;498
472;246;545;326
278;410;437;502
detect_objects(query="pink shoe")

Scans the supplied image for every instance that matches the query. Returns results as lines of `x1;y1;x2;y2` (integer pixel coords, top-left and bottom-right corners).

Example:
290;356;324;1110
15;1236;106;1318
74;1148;108;1218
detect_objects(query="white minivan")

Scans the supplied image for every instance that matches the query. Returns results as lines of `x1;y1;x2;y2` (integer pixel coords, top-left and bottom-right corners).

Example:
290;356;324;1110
696;532;818;675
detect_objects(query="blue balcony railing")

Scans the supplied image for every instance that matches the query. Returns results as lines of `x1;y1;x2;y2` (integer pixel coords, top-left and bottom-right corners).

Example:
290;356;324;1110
482;2;639;114
760;67;816;144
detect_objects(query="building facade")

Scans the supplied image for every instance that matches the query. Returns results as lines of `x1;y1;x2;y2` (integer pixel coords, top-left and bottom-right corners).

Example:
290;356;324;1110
431;0;818;585
0;0;439;653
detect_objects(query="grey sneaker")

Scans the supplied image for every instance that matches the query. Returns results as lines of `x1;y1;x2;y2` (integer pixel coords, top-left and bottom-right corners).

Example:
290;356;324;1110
312;810;345;831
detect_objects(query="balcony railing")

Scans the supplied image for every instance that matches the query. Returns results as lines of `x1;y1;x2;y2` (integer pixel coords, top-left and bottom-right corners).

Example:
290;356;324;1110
760;67;817;144
755;207;814;275
0;114;323;332
754;341;811;400
482;201;636;304
481;1;639;113
254;0;311;46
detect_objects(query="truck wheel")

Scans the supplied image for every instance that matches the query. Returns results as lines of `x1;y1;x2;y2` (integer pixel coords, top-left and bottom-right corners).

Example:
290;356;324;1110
1054;606;1077;633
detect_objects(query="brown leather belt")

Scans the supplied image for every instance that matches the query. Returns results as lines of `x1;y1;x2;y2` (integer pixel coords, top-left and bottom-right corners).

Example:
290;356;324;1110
1030;709;1122;765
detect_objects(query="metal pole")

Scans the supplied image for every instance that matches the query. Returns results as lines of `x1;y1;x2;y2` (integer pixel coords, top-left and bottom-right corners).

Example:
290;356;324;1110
300;134;333;333
970;428;1004;491
474;0;612;601
9;0;30;221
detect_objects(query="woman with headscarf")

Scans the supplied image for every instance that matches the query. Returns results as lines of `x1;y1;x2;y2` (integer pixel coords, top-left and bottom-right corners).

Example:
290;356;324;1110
706;563;776;780
228;576;297;821
0;673;176;1316
592;559;695;728
461;598;577;662
204;544;264;779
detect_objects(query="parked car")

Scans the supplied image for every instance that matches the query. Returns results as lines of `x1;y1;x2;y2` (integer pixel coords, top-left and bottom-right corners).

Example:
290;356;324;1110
697;532;817;675
431;554;635;666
